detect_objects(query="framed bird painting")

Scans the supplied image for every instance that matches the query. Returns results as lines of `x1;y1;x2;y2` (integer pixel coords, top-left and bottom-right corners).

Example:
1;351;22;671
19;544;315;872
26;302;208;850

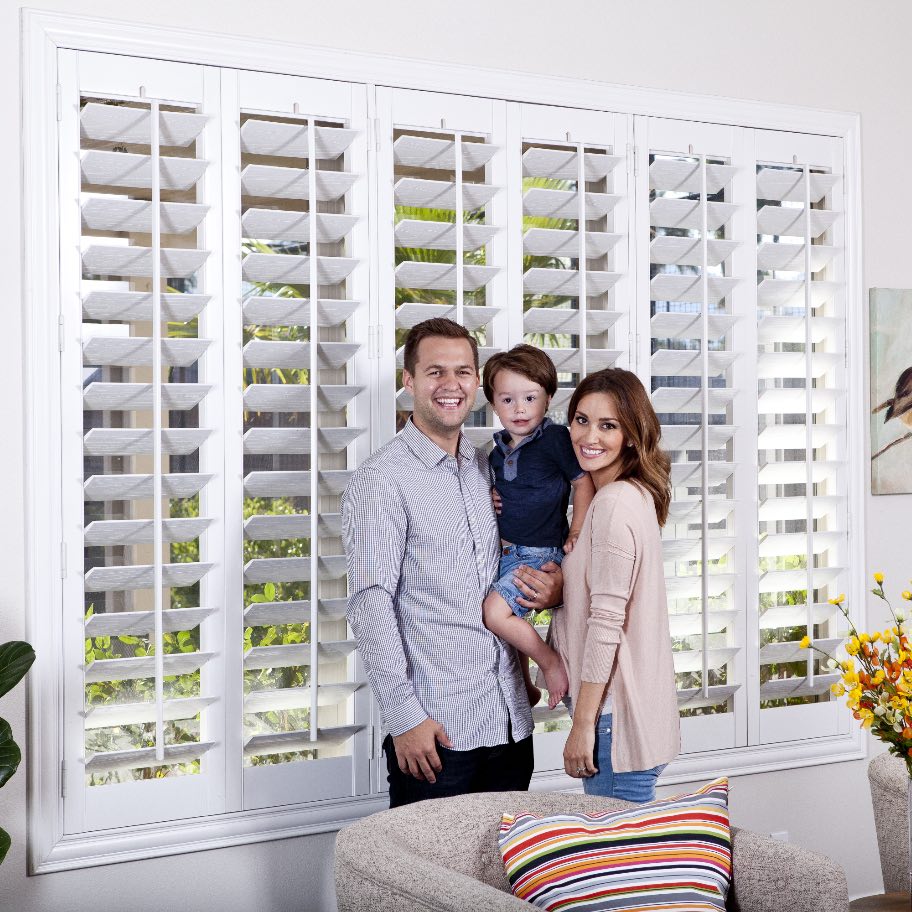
870;287;912;493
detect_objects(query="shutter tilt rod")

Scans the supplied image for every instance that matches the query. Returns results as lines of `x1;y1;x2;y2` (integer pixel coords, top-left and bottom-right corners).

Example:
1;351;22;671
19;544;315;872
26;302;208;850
699;153;710;701
308;118;320;744
576;141;588;379
454;130;464;328
803;163;816;688
151;98;165;763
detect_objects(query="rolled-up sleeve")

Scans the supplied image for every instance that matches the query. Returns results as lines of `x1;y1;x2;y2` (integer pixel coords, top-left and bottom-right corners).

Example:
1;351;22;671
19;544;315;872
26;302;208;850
342;468;428;736
581;494;637;682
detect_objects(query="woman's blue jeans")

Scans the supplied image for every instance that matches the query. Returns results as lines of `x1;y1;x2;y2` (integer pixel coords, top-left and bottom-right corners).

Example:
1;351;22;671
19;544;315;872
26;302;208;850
582;713;665;802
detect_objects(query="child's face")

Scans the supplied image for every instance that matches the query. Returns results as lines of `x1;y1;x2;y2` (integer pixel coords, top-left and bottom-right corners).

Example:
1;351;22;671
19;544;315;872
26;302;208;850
491;369;551;440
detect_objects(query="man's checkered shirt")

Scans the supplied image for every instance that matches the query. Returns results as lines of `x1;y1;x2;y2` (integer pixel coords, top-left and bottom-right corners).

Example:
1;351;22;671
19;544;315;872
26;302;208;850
342;419;534;750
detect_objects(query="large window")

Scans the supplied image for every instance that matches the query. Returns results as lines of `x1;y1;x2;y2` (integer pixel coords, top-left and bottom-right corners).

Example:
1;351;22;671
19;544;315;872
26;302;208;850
23;13;865;871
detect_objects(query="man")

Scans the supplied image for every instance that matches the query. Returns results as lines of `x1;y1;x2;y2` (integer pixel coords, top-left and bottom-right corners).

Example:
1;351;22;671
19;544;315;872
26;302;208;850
342;318;563;807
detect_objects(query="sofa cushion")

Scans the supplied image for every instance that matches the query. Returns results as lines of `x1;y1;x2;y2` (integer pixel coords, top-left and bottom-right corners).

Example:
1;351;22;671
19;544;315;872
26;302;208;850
498;777;731;912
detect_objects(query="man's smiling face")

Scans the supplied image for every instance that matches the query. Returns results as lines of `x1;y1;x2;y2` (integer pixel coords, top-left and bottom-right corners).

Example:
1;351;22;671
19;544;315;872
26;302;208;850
403;335;479;440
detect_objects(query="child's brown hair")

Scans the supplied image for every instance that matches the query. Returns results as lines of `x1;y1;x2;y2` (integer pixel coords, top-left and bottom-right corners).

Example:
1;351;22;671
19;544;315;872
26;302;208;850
482;344;558;403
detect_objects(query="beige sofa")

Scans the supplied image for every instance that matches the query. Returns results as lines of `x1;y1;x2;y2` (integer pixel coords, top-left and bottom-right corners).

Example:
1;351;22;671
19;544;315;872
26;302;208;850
335;790;849;912
868;751;909;893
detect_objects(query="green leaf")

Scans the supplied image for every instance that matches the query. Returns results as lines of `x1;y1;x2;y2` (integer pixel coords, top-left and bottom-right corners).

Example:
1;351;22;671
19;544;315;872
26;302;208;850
264;583;276;601
0;642;35;700
0;826;9;864
0;718;21;789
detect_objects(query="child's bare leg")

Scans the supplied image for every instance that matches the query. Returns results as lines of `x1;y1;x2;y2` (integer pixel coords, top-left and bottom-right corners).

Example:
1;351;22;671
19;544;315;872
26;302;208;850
519;653;542;707
483;590;569;710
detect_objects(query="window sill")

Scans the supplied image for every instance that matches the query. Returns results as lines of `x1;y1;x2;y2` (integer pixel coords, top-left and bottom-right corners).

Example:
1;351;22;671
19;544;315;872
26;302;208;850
33;728;864;873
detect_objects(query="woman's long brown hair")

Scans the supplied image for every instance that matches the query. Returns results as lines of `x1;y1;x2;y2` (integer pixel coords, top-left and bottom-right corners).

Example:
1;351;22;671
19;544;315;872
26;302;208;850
567;368;672;526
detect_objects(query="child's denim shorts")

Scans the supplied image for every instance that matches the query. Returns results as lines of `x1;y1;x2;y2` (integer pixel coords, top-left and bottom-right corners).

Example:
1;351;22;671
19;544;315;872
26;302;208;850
491;544;564;619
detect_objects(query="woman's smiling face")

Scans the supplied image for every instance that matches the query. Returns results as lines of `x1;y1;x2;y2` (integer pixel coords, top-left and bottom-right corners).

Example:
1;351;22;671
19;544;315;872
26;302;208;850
569;392;626;487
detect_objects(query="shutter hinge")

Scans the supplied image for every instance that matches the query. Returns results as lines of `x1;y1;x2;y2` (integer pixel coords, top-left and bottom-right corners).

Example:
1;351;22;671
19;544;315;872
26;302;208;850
627;143;639;177
368;324;381;359
60;761;66;798
367;117;380;155
58;314;65;352
56;84;62;122
60;541;67;579
368;724;376;760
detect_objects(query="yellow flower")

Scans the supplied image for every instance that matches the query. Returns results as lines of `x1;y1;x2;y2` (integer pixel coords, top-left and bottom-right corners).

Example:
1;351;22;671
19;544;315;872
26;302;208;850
829;594;846;605
874;572;884;584
846;639;860;656
859;633;870;644
903;591;912;601
831;683;845;696
841;660;853;672
799;635;811;649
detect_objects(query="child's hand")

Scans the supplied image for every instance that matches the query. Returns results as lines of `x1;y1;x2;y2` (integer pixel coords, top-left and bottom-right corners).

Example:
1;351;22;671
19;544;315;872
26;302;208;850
491;488;503;515
563;531;579;554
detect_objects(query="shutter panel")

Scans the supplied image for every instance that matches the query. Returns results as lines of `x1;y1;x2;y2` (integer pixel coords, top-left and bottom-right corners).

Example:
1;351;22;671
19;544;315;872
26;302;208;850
640;119;749;754
60;52;224;830
517;105;633;770
378;88;507;447
519;104;632;406
753;132;850;743
236;73;372;807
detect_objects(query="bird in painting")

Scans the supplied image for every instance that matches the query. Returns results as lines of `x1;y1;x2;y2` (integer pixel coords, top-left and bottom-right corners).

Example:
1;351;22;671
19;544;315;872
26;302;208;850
884;366;912;429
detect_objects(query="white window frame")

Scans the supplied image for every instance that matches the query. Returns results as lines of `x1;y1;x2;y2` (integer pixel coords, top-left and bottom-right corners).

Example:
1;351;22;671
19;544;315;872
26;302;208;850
22;8;866;873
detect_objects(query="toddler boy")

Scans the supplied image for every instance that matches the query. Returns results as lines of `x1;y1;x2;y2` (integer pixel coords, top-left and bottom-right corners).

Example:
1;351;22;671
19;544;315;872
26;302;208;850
482;344;595;709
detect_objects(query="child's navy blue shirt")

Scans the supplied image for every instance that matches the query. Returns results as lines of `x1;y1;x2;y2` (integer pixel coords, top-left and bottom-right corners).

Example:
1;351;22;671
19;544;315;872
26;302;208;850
489;417;585;548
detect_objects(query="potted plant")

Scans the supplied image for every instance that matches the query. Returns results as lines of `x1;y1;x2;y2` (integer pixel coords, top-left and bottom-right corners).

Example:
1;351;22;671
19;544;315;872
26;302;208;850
0;641;36;863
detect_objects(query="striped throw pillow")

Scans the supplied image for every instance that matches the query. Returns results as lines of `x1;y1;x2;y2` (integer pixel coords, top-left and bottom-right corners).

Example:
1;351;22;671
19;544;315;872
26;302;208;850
499;778;731;912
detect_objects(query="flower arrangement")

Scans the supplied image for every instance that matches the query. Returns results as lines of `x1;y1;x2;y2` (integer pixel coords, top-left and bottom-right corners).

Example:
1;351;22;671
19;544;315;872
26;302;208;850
801;573;912;775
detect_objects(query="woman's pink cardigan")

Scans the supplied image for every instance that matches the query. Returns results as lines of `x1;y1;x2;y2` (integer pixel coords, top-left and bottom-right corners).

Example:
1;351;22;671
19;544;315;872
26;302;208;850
550;479;680;773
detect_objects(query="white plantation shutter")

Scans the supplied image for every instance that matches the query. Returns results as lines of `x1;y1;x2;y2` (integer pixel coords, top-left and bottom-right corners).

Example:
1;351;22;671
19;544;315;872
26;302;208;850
639;119;750;754
59;52;225;830
518;105;633;411
41;37;860;857
234;72;372;806
753;132;850;743
517;105;633;768
377;88;508;445
639;118;853;754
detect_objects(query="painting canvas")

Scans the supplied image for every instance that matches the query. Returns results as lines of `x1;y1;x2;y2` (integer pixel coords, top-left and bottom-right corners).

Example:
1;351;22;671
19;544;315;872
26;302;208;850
870;288;912;494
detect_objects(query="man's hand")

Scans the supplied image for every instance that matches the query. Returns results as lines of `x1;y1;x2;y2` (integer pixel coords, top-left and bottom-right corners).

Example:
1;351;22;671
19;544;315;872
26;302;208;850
392;717;453;782
513;561;563;612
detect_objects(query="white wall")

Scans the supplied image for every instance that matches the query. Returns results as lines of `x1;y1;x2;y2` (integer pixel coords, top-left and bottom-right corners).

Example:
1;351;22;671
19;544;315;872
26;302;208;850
3;1;908;908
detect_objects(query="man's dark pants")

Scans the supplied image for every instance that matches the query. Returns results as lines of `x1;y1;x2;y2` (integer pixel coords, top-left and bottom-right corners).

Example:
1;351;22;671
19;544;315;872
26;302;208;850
382;728;534;808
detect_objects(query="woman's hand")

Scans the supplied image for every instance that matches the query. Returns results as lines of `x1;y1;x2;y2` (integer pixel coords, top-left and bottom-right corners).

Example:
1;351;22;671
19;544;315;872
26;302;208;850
491;488;503;515
563;721;597;779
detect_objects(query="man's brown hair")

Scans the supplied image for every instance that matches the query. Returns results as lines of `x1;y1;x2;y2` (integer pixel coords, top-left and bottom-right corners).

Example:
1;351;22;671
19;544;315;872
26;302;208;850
482;344;558;403
402;318;479;375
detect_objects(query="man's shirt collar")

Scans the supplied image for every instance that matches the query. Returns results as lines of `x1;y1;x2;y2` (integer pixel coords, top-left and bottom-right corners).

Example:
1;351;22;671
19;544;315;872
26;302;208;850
401;416;477;468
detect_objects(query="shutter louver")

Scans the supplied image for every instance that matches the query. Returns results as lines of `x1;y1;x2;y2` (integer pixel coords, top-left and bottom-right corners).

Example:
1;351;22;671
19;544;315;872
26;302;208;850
237;77;369;804
75;85;219;803
641;121;745;754
754;137;849;730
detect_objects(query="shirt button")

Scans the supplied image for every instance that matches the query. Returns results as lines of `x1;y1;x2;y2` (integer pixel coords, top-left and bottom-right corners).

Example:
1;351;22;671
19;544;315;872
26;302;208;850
507;459;513;465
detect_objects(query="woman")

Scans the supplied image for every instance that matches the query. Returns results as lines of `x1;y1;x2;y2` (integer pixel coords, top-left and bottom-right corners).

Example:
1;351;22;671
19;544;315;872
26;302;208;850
549;367;679;801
